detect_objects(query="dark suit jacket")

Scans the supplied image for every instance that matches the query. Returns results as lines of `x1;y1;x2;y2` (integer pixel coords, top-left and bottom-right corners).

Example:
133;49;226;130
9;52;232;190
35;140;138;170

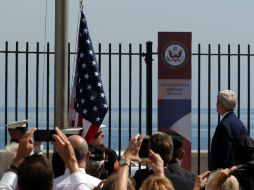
133;168;194;190
167;160;196;183
210;111;248;170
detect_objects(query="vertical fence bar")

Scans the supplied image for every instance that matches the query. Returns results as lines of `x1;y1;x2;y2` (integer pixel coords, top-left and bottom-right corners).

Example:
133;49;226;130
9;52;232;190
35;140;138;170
218;44;221;124
4;41;8;145
128;44;132;141
247;45;250;134
47;42;50;157
139;44;142;135
25;42;29;124
218;44;221;92
3;41;254;172
36;42;39;128
108;43;112;148
15;42;19;121
98;43;102;73
67;43;70;111
228;44;231;89
237;44;240;117
197;44;201;174
118;43;122;157
145;41;153;136
208;44;211;168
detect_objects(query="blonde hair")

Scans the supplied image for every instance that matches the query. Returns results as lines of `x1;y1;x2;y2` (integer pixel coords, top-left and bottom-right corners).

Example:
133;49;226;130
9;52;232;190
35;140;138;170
101;172;135;190
206;170;239;190
221;175;239;190
140;176;175;190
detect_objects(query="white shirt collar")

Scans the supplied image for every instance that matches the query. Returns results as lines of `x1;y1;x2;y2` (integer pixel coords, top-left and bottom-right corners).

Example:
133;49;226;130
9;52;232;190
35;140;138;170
220;111;231;121
64;167;86;175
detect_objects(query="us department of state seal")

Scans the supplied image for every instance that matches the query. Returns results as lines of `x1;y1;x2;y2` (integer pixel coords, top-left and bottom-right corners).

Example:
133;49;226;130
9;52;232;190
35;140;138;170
162;42;188;69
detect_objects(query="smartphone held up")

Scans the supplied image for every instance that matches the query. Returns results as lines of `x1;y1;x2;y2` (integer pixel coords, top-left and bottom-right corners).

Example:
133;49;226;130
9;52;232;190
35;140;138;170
139;135;150;162
34;129;56;142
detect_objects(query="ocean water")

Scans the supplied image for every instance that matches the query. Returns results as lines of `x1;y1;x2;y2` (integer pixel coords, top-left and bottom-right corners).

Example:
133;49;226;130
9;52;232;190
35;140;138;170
1;107;254;150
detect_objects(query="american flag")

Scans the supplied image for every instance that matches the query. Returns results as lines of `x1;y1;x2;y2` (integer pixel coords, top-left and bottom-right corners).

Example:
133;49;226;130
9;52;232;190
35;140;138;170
69;10;108;144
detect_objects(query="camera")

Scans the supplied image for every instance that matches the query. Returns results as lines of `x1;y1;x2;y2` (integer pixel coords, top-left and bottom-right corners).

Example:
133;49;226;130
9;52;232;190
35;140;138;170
34;129;56;142
139;135;150;161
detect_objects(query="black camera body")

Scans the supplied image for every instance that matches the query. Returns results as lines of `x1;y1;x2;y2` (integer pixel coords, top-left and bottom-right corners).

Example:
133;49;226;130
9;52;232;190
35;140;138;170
34;129;56;142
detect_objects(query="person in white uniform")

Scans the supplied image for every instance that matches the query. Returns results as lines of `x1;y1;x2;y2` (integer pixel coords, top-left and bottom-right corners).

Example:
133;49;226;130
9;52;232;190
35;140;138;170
0;127;98;190
6;120;28;143
0;120;28;178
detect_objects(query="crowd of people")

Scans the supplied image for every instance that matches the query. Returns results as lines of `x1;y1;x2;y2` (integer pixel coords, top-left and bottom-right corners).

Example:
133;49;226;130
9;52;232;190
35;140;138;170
0;89;254;190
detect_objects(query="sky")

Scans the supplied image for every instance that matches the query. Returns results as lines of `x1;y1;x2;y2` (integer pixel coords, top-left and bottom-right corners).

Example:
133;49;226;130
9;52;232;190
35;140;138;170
1;0;254;152
0;0;254;109
1;0;254;47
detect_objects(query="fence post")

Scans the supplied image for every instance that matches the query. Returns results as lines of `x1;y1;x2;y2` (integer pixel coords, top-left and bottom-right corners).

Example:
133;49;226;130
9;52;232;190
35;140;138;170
145;41;153;136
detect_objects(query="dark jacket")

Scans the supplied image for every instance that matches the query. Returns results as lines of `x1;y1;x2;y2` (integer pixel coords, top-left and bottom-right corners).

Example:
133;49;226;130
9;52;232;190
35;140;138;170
210;112;248;170
232;160;254;190
167;160;196;183
133;168;194;190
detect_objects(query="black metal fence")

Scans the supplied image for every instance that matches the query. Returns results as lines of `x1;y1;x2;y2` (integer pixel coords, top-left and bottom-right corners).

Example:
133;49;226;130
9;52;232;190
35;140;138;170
1;41;254;174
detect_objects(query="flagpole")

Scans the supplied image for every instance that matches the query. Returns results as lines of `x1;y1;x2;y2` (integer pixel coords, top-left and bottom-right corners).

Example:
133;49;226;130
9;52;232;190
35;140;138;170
55;0;69;129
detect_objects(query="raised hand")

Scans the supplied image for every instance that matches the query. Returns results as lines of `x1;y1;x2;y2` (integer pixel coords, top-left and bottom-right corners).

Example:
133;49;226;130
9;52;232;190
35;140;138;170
13;128;37;166
52;127;79;173
147;149;164;177
123;134;144;163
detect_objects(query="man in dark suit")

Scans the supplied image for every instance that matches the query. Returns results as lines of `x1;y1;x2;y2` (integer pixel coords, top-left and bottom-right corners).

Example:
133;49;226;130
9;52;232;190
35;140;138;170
210;90;248;170
167;132;196;183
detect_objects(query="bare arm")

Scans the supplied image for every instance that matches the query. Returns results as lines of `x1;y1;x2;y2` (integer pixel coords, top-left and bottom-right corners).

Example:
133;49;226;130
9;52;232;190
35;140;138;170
53;127;79;174
115;134;143;190
193;171;210;190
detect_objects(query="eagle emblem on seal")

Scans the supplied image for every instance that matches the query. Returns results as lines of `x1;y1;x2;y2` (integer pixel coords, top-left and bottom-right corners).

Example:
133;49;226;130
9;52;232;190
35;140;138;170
162;42;187;69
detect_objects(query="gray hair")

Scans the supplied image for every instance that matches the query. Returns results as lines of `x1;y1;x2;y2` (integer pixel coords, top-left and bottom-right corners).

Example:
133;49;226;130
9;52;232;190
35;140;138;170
217;90;237;111
86;160;104;177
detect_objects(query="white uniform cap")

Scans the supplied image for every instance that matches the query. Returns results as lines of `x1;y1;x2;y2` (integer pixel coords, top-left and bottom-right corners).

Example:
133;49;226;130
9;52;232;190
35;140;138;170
6;120;28;130
61;128;83;135
94;124;107;138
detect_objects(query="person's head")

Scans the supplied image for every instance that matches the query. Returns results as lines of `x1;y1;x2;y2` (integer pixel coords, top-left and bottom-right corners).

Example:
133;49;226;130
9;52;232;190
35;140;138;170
217;90;237;115
87;160;104;178
140;176;175;190
170;132;184;161
17;154;53;190
150;132;173;166
232;135;254;165
99;172;135;190
91;125;106;146
87;144;105;177
68;135;89;168
7;120;28;143
221;175;240;190
205;170;239;190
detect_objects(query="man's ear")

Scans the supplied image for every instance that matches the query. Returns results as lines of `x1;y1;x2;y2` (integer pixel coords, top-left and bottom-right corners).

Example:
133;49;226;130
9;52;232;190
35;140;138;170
179;149;185;160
